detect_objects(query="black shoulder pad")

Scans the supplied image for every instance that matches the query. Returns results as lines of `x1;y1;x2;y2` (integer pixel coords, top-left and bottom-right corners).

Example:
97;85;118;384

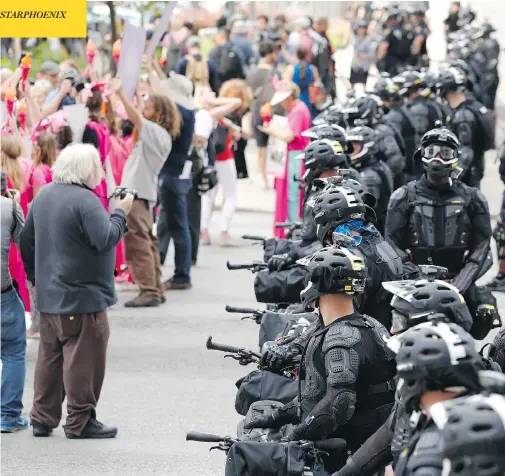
388;186;407;207
322;323;361;351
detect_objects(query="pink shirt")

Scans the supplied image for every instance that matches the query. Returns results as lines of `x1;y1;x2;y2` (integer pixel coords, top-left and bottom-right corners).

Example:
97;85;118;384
30;163;52;188
287;100;311;152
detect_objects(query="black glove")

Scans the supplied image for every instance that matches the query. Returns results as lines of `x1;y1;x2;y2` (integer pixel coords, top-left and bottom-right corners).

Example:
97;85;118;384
243;401;299;429
260;342;302;371
267;253;294;272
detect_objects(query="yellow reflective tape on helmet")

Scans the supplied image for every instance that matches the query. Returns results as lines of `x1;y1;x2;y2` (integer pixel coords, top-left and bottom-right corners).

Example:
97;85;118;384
345;285;352;291
483;304;495;310
331;141;344;154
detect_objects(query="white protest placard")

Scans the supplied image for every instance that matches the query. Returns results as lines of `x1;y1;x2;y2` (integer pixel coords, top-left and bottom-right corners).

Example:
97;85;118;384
118;21;147;100
146;2;177;55
63;104;88;143
266;115;288;178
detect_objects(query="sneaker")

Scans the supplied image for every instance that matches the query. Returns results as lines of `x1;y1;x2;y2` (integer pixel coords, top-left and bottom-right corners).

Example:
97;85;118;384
487;276;505;292
65;418;117;439
163;279;192;291
1;417;29;433
124;294;161;308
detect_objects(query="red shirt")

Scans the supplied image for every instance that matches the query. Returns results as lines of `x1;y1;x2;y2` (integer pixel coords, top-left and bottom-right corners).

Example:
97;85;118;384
216;135;234;161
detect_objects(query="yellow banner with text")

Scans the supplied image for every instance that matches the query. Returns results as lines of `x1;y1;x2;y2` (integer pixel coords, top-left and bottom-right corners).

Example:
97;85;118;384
0;0;87;38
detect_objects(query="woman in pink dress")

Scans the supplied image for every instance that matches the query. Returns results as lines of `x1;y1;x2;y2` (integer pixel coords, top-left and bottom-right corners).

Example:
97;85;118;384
258;82;311;238
104;103;131;281
1;135;31;312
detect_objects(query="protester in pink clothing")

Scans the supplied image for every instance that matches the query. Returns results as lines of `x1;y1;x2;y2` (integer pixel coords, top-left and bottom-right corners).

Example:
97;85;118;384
82;86;110;210
258;82;311;238
29;131;56;200
1;135;30;312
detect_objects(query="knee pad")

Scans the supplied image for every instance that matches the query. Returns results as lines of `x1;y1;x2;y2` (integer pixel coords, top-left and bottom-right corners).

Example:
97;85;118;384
490;328;505;372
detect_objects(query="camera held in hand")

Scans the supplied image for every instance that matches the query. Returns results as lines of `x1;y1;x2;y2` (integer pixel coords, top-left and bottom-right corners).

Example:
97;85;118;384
115;187;138;200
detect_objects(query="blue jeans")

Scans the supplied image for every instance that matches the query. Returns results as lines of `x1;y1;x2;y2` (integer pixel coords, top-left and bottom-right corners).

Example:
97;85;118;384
1;288;26;425
159;175;192;284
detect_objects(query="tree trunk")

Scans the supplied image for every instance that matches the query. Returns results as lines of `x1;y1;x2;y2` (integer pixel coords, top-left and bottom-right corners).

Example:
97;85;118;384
107;1;118;44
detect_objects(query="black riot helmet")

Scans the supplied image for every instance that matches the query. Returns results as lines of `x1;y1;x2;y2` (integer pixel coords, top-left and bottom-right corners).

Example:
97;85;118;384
419;69;438;96
302;124;354;153
432;393;505;476
387;321;485;412
436;66;467;96
382;279;473;335
313;185;368;245
313;175;378;218
312;105;345;128
415;126;460;180
342;95;383;127
346;126;379;169
299;246;367;309
373;73;400;102
299;139;352;185
397;70;423;97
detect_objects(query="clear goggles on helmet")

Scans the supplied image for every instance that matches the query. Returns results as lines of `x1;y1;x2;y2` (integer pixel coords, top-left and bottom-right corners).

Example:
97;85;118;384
391;310;437;335
422;144;457;161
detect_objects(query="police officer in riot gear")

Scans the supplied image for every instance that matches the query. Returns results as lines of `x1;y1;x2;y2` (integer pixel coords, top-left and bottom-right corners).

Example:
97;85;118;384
331;279;479;476
377;9;414;76
385;126;500;341
313;104;346;128
346;126;393;235
465;23;500;113
487;147;505;292
289;140;354;249
390;321;487;476
261;176;378;304
375;74;418;177
434;393;505;476
248;246;396;463
342;95;406;188
302;123;352;152
399;71;446;181
419;69;450;126
437;66;495;189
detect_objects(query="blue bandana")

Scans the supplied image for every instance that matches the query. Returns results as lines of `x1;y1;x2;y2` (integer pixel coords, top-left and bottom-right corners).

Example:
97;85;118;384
334;220;375;247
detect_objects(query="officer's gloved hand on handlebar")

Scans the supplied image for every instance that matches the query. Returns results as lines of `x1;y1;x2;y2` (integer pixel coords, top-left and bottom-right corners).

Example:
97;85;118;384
243;401;299;430
261;341;302;371
267;253;295;272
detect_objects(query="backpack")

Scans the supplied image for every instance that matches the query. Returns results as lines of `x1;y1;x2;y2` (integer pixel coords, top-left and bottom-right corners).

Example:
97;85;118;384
165;33;190;73
465;101;496;152
185;55;209;87
215;44;244;82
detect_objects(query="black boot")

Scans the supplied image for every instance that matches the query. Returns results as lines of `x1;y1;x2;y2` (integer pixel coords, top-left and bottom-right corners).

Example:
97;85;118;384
65;418;117;439
32;421;52;437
